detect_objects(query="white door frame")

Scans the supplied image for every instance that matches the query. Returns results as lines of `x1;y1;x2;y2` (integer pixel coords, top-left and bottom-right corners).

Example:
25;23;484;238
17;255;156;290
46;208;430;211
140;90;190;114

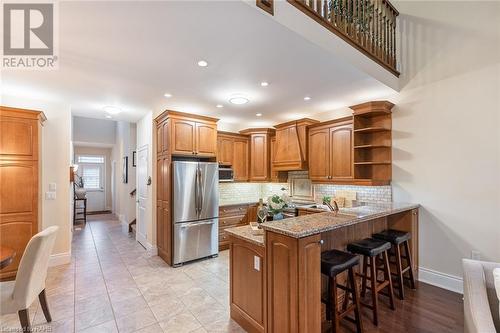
136;145;149;247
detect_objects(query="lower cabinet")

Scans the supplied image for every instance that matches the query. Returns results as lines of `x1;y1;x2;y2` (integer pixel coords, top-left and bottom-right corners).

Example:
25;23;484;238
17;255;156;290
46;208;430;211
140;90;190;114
229;236;266;333
219;203;255;250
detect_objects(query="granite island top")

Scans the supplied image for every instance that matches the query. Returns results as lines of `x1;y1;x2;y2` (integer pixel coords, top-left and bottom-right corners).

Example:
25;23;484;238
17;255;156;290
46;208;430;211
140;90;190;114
260;202;419;239
224;225;265;247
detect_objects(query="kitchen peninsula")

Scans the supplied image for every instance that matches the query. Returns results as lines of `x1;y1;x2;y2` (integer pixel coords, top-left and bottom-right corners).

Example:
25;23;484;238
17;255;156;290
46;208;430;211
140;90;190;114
226;202;419;333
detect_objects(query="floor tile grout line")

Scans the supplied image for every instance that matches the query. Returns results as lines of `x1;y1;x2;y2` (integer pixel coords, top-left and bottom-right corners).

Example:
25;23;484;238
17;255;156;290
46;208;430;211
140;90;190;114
85;218;120;333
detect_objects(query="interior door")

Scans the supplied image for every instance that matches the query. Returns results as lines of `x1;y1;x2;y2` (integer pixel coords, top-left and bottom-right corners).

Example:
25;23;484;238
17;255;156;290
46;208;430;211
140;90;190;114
136;145;149;247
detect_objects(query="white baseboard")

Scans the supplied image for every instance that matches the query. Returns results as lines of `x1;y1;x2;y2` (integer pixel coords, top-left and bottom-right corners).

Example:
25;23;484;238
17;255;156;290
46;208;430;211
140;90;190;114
419;267;463;294
143;241;158;256
49;252;71;267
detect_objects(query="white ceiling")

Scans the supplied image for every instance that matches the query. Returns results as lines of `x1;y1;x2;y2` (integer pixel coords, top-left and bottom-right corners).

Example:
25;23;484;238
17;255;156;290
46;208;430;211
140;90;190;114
2;1;396;129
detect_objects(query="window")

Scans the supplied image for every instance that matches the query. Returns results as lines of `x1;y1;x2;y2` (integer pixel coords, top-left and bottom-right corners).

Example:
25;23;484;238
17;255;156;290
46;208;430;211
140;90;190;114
77;155;104;164
76;155;105;190
81;165;101;190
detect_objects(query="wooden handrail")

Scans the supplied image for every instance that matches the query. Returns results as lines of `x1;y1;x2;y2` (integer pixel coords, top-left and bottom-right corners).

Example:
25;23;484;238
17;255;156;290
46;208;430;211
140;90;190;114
287;0;400;76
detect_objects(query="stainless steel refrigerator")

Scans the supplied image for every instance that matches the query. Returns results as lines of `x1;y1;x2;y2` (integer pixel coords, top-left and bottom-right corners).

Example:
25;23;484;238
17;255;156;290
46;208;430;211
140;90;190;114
172;161;219;266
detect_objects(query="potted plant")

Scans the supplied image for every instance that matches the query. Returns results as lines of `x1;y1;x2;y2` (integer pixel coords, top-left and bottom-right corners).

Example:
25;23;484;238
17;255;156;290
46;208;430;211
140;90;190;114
267;189;291;221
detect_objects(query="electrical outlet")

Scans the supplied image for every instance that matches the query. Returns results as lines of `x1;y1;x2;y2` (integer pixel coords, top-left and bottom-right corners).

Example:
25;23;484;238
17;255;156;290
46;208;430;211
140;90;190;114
471;250;481;260
254;256;260;271
49;182;57;191
45;191;56;200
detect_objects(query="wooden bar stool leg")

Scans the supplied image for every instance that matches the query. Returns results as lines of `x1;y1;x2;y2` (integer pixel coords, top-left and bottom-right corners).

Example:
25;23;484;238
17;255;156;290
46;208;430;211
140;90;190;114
404;241;416;289
383;251;396;310
342;272;350;311
348;267;363;333
361;256;368;297
394;243;405;299
369;256;379;326
331;276;339;333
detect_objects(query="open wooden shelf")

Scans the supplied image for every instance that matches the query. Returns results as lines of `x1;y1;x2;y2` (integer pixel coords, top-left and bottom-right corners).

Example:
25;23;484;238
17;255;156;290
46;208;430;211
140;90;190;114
354;127;391;133
354;144;391;149
354;161;391;165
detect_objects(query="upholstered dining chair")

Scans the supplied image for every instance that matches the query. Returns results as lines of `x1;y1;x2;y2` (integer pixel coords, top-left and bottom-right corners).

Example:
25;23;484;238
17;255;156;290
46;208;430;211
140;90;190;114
0;226;59;332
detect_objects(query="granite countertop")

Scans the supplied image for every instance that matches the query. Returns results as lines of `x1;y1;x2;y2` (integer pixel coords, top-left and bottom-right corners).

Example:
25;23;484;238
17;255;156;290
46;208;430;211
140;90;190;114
260;202;420;239
224;225;265;247
219;200;258;207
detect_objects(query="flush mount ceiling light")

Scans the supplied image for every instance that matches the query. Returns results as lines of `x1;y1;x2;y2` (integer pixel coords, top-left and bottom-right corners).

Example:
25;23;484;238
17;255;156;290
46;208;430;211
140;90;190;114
103;106;122;114
256;113;263;117
105;115;112;119
216;104;224;108
304;96;311;101
229;95;249;105
260;82;269;87
197;60;208;67
164;93;172;98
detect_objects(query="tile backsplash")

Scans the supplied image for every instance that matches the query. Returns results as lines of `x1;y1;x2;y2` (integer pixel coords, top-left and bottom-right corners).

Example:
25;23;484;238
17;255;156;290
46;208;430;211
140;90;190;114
219;179;391;205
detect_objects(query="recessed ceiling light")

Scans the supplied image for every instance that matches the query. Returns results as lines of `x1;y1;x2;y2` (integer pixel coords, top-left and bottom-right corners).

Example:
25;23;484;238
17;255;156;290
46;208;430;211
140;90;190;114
197;60;208;67
304;96;311;101
229;95;249;105
256;113;263;117
164;93;172;98
216;104;224;108
260;82;269;87
105;115;112;119
103;106;122;114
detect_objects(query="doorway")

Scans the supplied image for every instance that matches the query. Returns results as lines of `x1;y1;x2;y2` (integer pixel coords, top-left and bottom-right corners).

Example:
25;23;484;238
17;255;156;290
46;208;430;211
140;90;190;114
136;145;149;247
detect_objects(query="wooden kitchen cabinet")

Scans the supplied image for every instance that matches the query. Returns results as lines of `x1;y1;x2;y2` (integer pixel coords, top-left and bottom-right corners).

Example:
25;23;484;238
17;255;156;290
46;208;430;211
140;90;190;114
308;117;354;182
219;203;251;250
168;111;218;157
240;128;275;182
217;132;249;181
0;106;45;281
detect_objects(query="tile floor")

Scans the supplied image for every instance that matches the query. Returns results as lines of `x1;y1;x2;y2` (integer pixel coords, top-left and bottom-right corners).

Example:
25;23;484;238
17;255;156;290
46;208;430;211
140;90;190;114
0;214;244;333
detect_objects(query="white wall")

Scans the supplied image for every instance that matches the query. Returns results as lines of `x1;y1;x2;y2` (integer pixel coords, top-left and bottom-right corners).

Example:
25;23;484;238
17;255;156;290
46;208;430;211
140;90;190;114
136;112;154;249
112;121;137;228
389;1;500;291
2;95;73;265
73;116;116;145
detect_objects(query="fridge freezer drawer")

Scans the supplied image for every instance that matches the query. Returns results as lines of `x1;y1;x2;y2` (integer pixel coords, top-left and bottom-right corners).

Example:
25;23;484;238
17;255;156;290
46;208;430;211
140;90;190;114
173;219;218;265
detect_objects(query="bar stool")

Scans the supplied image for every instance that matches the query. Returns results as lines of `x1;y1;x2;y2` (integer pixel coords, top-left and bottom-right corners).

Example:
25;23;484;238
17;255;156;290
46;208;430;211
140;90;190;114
372;229;416;299
321;249;363;333
347;238;395;326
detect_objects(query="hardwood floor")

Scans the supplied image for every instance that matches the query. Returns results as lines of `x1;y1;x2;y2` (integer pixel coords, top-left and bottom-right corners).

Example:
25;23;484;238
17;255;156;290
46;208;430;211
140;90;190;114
322;282;463;333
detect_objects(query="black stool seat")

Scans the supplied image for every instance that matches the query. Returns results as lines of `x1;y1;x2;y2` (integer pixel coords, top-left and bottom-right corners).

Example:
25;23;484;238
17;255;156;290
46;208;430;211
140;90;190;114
347;238;391;257
372;229;411;245
321;250;359;277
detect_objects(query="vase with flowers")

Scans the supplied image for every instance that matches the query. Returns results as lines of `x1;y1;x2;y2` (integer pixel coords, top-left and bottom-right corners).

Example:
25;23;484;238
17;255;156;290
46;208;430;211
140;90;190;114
267;189;291;221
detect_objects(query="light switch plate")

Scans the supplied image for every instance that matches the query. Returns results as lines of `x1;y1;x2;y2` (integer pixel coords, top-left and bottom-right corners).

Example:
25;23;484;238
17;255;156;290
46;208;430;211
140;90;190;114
49;183;57;191
254;256;260;271
45;192;56;200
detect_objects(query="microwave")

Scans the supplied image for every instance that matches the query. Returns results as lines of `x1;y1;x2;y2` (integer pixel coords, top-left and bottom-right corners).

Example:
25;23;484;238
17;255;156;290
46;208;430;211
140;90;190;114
219;166;234;182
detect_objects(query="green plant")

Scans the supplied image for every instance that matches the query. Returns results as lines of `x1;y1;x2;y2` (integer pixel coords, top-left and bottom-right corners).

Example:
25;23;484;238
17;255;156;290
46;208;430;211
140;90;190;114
322;195;332;205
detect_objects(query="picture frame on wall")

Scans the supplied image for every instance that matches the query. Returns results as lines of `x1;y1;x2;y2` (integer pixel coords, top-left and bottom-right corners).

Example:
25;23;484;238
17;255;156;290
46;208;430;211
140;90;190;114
123;156;128;183
132;151;137;167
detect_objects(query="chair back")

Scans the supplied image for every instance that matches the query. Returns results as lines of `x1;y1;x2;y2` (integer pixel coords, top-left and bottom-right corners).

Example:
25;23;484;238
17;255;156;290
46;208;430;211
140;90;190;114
13;226;58;309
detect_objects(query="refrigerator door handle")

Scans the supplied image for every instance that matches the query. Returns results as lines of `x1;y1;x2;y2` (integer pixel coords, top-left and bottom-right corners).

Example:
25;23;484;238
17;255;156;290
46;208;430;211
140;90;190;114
199;166;204;213
196;165;202;218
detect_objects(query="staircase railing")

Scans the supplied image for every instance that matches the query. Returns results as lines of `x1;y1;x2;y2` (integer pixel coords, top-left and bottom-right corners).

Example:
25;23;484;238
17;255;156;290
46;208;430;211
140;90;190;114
287;0;399;76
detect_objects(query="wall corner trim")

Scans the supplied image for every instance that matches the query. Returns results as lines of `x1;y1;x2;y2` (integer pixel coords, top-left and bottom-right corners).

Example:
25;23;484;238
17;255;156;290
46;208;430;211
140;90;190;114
418;266;463;294
49;252;72;267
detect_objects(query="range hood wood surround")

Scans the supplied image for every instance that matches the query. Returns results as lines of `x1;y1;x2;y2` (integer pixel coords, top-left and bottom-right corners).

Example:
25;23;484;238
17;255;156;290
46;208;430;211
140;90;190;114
273;118;319;171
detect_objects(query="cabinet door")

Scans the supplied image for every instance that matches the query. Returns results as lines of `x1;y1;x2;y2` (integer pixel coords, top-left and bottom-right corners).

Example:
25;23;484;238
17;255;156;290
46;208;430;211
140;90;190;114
330;125;353;180
156;119;170;155
171;119;196;155
156;156;172;265
308;127;330;181
249;134;269;181
195;122;217;157
233;139;248;181
217;137;234;165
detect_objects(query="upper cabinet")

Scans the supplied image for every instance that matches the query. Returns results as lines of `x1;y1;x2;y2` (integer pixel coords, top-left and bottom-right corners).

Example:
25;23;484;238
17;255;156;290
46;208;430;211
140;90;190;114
308;117;353;182
308;100;394;186
163;111;218;157
217;132;249;181
273;118;319;171
240;128;275;182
